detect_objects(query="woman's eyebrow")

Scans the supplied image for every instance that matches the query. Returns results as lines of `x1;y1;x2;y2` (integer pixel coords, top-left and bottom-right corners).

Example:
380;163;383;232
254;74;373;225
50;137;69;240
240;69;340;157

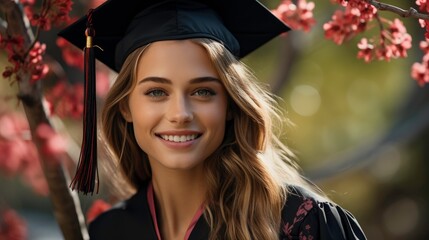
138;76;221;85
138;77;171;85
189;76;221;84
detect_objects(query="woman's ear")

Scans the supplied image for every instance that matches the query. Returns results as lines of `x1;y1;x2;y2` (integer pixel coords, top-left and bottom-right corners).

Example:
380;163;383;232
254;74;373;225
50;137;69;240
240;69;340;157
119;101;132;122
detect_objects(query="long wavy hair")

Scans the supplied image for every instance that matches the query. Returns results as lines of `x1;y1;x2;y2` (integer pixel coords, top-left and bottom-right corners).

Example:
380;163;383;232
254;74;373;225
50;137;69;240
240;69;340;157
101;38;321;240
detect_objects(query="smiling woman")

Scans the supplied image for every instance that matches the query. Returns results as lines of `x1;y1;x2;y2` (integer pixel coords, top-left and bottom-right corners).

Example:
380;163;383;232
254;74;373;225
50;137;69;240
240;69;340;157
59;0;367;239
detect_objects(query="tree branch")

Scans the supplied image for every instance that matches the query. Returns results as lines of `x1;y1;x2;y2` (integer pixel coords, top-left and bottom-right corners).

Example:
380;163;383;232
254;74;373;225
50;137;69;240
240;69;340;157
0;0;88;239
368;0;429;20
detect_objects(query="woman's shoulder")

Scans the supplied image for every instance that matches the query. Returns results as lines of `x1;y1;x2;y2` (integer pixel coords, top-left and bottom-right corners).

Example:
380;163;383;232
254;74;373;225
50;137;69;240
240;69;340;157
88;186;158;240
280;185;367;240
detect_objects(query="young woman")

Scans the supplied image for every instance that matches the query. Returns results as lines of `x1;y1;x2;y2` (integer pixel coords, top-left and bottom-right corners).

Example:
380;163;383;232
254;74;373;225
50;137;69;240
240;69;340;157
60;0;367;239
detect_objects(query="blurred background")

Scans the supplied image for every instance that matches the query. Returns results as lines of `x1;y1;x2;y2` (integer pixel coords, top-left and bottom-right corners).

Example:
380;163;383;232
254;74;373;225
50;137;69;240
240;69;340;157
1;0;428;239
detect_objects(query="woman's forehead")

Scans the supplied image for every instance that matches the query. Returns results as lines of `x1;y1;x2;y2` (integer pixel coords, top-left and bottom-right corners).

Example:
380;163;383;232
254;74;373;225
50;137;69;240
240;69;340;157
136;40;220;81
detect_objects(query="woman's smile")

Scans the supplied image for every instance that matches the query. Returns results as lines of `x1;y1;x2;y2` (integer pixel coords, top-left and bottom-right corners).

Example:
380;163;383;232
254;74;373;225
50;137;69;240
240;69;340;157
158;134;201;143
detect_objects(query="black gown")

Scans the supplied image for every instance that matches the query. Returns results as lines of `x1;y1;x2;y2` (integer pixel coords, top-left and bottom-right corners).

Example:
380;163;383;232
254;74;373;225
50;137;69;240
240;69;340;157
89;182;366;240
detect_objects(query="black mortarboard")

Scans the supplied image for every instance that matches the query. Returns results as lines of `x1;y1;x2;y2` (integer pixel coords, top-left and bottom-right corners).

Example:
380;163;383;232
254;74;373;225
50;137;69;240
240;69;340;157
58;0;290;194
59;0;290;72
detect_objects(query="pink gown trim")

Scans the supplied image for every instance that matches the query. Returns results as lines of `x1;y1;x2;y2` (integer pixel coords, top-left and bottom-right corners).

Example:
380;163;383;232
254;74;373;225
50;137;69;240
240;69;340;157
147;182;205;240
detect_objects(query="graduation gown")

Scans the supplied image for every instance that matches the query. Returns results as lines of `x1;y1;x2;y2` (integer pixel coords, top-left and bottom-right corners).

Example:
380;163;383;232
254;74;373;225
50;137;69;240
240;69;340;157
89;182;366;240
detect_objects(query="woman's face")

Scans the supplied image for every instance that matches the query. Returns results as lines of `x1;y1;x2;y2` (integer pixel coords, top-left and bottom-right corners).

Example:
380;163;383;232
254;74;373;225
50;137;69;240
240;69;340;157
124;40;228;172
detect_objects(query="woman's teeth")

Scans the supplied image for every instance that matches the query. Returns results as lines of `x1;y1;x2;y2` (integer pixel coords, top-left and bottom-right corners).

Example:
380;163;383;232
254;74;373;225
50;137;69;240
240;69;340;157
159;134;199;142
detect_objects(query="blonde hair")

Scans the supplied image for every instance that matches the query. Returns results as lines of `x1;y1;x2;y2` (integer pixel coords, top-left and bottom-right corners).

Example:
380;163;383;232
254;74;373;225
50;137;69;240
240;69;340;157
101;38;322;239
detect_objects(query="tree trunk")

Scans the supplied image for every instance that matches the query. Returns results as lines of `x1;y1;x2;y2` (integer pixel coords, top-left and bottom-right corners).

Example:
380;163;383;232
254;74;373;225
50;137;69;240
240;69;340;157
0;0;88;239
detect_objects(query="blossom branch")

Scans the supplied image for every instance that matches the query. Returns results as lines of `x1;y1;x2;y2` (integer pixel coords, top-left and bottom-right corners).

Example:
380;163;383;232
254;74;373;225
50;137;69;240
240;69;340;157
368;0;429;20
0;0;88;239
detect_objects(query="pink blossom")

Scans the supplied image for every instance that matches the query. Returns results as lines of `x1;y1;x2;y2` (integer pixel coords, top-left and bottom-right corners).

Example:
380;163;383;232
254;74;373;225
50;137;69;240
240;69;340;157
416;1;429;39
374;44;393;61
0;141;27;175
416;0;429;13
0;110;48;195
0;112;31;175
0;34;25;81
272;0;316;32
323;9;366;45
385;19;412;58
411;41;429;87
0;36;49;83
86;200;111;223
332;0;347;7
36;123;67;158
347;0;377;21
411;62;429;86
56;37;84;70
0;0;73;84
0;209;27;240
420;40;429;53
357;38;374;62
28;42;50;82
26;0;73;30
323;0;376;45
44;82;84;119
21;152;49;196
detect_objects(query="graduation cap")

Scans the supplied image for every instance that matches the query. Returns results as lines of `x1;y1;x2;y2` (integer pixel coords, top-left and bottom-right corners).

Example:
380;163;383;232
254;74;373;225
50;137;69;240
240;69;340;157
58;0;290;194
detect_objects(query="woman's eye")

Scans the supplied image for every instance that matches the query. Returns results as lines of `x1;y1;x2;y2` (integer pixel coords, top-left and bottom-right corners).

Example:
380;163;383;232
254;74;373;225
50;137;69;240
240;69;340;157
193;89;215;97
145;89;167;97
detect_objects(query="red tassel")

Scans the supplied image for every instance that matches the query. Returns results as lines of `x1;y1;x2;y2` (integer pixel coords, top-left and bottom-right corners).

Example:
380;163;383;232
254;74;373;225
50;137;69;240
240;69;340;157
70;9;99;194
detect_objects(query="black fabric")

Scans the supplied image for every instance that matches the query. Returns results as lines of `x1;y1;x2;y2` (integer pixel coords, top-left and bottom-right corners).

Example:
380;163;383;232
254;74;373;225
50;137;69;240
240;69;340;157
58;0;290;72
88;184;157;239
279;186;367;240
89;182;367;240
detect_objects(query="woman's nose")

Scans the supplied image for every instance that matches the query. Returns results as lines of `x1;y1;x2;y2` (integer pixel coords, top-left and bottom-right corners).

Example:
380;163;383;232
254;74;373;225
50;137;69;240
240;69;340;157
166;95;193;124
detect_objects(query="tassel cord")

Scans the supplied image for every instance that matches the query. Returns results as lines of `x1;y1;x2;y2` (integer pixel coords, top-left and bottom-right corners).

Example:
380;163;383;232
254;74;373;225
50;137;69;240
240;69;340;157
70;9;99;194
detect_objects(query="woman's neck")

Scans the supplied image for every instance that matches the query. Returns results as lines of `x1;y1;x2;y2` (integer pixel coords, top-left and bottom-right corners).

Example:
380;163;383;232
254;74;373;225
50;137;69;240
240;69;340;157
151;167;207;240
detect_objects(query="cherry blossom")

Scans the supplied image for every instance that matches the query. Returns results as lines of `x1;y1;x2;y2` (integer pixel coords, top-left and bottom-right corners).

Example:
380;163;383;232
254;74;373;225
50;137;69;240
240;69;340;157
1;0;73;84
56;37;84;70
347;0;377;21
324;0;376;45
0;35;49;83
323;1;412;68
272;0;316;32
28;41;50;82
36;123;67;158
44;82;84;119
388;19;412;58
24;0;73;31
86;199;111;223
0;35;24;81
412;40;429;86
417;0;429;40
0;110;48;195
0;209;27;240
416;0;429;14
357;38;374;62
323;9;365;45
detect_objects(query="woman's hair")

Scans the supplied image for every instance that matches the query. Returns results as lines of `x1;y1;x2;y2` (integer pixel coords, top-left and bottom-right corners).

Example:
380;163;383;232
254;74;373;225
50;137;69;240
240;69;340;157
100;45;151;195
101;38;321;240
